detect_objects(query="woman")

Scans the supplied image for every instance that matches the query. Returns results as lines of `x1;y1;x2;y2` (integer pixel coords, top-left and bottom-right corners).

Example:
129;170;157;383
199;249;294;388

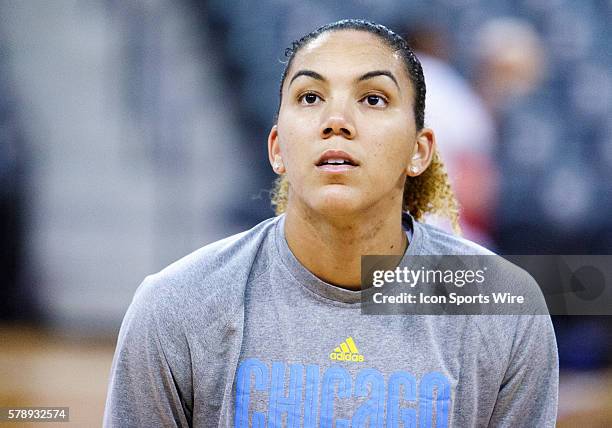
104;19;558;427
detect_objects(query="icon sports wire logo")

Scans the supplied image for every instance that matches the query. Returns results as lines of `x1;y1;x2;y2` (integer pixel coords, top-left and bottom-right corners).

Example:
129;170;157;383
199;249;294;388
329;336;364;362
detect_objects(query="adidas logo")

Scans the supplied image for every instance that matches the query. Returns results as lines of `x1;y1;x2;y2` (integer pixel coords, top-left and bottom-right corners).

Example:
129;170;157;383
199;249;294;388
329;336;364;362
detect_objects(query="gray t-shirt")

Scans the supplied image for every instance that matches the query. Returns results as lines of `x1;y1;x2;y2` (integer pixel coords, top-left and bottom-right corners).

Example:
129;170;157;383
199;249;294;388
104;213;558;427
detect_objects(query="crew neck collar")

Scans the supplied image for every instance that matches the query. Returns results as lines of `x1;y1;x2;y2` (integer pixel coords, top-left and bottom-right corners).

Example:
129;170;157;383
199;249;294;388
273;212;423;304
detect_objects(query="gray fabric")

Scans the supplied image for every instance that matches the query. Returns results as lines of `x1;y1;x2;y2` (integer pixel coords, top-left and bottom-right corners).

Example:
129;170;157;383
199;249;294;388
104;213;558;427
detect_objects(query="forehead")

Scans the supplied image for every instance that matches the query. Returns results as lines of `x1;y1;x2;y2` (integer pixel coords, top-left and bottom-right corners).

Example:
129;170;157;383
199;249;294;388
285;30;411;90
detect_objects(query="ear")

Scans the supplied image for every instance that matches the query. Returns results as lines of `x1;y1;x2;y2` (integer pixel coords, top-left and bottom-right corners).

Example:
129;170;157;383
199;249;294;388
406;128;436;177
268;125;286;174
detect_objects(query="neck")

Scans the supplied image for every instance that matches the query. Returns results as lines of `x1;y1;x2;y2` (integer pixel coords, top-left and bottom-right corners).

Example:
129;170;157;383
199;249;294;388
284;199;407;290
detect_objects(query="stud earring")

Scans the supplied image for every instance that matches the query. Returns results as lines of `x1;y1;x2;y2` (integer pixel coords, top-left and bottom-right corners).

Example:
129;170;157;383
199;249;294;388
410;166;419;174
273;156;284;173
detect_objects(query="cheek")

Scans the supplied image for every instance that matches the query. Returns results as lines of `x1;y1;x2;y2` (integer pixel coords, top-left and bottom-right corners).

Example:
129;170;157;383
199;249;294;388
368;127;412;169
277;142;308;185
278;116;319;169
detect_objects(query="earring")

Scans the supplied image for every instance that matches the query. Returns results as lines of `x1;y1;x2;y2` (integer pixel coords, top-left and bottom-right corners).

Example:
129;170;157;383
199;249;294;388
410;166;419;174
273;156;284;173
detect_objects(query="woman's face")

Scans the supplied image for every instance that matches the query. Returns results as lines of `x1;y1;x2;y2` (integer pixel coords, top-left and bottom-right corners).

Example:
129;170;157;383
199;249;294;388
269;30;431;217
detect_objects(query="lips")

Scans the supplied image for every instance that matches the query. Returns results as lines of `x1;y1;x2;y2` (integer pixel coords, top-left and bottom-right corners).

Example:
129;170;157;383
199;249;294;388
316;150;360;168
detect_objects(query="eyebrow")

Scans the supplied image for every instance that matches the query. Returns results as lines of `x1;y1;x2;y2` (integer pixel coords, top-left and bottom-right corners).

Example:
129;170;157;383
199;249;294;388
289;70;325;87
358;70;399;90
288;69;400;91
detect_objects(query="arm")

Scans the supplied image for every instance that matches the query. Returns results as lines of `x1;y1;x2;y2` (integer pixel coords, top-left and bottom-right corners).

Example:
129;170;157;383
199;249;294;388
488;314;559;427
103;277;193;428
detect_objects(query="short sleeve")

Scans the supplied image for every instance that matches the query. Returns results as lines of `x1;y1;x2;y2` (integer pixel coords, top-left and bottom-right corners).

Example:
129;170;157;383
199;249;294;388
487;314;559;427
103;276;193;427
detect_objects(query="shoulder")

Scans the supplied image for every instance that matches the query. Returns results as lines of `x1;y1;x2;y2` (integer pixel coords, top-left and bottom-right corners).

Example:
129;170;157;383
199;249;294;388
128;216;281;327
151;215;279;286
416;219;547;301
414;218;552;330
415;220;496;256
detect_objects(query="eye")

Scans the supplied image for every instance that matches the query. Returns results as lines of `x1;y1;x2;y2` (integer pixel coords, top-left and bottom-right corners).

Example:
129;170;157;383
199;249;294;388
298;92;322;105
361;94;388;107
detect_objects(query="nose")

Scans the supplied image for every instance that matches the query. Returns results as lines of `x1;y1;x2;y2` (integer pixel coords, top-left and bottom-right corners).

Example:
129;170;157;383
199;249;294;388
320;114;356;140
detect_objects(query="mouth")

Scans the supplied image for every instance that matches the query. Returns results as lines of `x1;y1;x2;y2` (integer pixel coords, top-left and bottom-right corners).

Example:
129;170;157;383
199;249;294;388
315;150;360;173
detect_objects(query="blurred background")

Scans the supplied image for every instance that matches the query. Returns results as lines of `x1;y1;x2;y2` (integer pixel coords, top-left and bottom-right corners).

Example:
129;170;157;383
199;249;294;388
1;0;611;425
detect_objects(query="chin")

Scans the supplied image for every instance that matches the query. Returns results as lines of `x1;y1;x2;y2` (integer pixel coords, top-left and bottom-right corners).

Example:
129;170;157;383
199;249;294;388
309;186;366;216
